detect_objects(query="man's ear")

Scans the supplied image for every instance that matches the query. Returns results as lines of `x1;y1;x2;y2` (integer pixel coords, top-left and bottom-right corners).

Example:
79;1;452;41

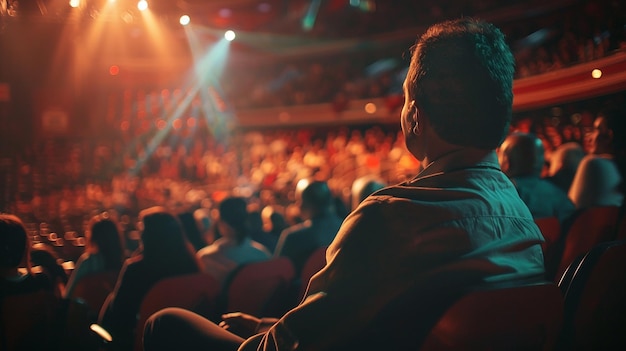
410;100;418;121
410;101;421;135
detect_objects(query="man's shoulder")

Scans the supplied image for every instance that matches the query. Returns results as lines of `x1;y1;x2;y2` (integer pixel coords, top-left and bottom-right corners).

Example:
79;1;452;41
579;154;618;173
282;220;313;237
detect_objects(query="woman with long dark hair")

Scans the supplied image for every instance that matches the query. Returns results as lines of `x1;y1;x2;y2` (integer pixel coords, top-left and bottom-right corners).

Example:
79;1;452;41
64;213;126;298
98;206;200;350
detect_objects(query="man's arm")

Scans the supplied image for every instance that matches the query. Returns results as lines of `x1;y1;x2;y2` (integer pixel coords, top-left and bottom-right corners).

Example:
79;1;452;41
249;199;404;351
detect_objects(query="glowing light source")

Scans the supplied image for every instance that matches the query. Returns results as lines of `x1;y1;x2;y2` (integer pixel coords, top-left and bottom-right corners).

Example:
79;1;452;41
365;102;377;114
69;0;80;8
137;0;148;11
109;65;120;76
180;15;190;26
187;117;196;128
156;119;167;130
591;69;602;79
90;324;112;343
224;30;236;41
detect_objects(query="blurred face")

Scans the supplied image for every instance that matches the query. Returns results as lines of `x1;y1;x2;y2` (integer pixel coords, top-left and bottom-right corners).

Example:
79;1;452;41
589;116;611;154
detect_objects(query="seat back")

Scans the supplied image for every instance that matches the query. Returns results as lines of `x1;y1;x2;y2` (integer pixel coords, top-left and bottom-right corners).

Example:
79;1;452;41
557;240;626;350
616;211;626;240
534;216;561;254
298;246;327;302
1;289;60;350
555;206;620;279
223;257;295;317
420;282;564;351
133;272;220;351
69;270;119;315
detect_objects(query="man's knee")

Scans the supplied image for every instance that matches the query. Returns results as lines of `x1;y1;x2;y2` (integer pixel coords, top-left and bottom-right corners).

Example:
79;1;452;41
143;307;190;348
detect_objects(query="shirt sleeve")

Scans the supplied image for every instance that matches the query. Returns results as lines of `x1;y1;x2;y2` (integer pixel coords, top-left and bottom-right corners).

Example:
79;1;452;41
250;199;406;351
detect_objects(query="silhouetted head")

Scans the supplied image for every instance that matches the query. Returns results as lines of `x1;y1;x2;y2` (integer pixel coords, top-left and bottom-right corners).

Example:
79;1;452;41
498;132;545;178
0;214;30;273
88;214;125;271
590;108;625;156
218;197;250;244
548;142;585;178
351;176;386;210
402;18;515;160
31;242;68;284
139;206;196;270
300;181;334;219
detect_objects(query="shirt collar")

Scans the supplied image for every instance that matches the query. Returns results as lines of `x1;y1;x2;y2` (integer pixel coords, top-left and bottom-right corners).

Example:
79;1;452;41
410;149;501;183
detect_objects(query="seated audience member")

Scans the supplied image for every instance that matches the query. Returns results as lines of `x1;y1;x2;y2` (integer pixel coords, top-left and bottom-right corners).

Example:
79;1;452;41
99;206;201;350
499;132;576;223
179;211;208;252
274;180;343;274
1;214;60;350
258;206;288;254
248;209;279;255
194;208;214;244
31;242;69;298
1;214;54;295
350;175;387;210
569;110;625;209
143;18;545;351
197;197;271;287
64;213;126;298
546;142;585;194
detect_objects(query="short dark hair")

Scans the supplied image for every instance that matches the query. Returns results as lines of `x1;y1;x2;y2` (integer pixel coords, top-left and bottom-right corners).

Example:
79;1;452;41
219;197;250;243
301;181;333;214
406;18;515;149
0;214;29;269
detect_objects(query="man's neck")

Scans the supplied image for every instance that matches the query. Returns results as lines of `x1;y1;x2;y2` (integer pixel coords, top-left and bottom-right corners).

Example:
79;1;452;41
421;142;493;169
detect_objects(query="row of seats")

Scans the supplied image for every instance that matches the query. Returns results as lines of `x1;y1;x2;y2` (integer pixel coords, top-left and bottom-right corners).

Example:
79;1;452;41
420;239;626;350
121;240;624;351
73;252;325;351
5;219;624;350
534;205;626;281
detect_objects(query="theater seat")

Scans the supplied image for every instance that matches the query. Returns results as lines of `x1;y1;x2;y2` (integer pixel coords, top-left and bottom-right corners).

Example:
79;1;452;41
298;246;327;302
222;257;295;318
534;216;561;254
554;206;620;280
134;272;221;351
557;240;626;350
69;270;119;315
1;289;60;350
420;282;564;351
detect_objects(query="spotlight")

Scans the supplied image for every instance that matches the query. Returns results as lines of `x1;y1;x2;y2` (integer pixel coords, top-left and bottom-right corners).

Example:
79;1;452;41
69;0;80;8
137;0;148;11
180;15;190;26
224;30;236;41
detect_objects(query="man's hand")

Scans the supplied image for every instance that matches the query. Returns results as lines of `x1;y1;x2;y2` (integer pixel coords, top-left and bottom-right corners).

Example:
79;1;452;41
219;312;262;338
